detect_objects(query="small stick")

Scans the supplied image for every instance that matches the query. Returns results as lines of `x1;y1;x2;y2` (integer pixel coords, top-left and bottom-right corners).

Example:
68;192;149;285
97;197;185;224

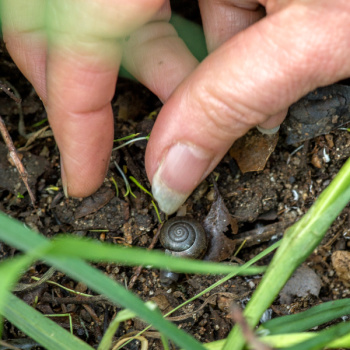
1;79;26;137
229;304;272;350
39;295;114;306
0;80;21;104
83;303;102;339
128;225;162;289
0;115;36;207
232;220;293;248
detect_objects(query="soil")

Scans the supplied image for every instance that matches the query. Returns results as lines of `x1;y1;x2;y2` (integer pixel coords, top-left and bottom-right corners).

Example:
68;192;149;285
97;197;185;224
1;13;350;350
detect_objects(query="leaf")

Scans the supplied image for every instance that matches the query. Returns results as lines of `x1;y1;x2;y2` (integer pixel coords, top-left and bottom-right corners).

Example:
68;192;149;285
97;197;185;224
203;184;236;261
229;129;279;173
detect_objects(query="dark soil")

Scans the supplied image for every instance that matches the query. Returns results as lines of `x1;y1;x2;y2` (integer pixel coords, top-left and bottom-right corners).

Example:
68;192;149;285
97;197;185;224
1;22;350;350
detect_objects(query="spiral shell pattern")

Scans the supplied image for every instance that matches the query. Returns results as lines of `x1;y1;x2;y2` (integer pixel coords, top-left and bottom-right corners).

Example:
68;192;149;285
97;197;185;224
160;216;207;258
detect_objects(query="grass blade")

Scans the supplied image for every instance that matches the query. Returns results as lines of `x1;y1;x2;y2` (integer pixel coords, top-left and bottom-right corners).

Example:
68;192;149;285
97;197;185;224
223;157;350;350
2;292;93;350
0;213;205;350
0;255;35;338
205;331;350;350
259;298;350;335
47;235;265;276
285;321;350;350
98;306;154;350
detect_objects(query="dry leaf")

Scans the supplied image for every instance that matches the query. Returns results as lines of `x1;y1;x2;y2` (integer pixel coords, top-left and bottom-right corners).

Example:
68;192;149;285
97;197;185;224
75;186;115;219
230;128;279;173
203;184;236;261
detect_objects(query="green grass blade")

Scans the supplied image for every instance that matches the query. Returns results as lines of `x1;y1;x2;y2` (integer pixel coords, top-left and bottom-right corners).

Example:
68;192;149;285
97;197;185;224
259;299;350;335
47;235;265;275
2;292;93;350
98;306;153;350
0;255;35;338
45;257;206;350
0;255;33;305
285;321;350;350
129;176;153;197
223;157;350;350
0;214;205;350
204;331;350;350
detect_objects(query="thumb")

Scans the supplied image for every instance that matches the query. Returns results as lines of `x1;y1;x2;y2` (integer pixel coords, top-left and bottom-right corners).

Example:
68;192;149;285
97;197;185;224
145;0;350;214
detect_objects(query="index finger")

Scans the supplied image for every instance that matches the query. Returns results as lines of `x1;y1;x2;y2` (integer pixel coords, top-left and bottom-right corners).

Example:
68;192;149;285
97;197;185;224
45;0;163;197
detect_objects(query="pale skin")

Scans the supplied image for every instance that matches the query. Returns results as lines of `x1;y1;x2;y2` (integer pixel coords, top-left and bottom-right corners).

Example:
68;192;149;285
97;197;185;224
2;0;350;214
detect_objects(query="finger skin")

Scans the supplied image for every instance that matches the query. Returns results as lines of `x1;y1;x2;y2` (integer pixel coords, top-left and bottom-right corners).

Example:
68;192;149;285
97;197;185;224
1;0;47;101
45;0;164;197
199;0;264;52
146;0;350;213
121;20;198;102
2;0;166;197
3;0;199;197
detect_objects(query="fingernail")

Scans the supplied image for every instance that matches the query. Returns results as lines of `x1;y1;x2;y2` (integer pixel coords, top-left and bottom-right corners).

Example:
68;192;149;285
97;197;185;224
61;159;69;198
152;143;213;215
256;125;280;135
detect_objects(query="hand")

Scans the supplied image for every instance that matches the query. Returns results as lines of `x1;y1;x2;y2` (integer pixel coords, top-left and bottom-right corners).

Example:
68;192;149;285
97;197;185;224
1;0;198;196
146;0;350;214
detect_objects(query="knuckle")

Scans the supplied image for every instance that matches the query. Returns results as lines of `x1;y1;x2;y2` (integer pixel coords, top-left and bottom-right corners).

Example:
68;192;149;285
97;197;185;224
192;82;266;142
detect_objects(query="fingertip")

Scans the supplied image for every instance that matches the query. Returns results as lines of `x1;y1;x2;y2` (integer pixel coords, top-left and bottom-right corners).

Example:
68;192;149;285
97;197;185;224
60;131;113;198
257;109;288;134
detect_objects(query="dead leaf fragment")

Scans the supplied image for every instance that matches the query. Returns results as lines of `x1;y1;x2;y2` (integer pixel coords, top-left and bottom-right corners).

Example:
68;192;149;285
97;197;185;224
203;184;236;261
74;186;115;219
279;265;321;304
332;250;350;285
230;128;279;173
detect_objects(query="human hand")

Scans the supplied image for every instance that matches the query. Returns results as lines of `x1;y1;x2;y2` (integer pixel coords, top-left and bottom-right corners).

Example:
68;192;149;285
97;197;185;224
0;0;198;197
146;0;350;214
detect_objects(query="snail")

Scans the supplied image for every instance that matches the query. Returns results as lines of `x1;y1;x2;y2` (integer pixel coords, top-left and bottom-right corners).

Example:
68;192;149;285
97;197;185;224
159;216;207;286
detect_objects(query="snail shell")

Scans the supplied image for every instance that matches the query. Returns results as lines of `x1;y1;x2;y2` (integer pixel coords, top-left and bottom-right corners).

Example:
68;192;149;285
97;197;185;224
160;216;207;259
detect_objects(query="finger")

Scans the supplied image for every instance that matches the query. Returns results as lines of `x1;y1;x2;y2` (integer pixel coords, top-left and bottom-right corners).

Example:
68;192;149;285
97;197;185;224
121;1;199;102
257;109;287;134
46;0;164;197
199;0;283;136
146;0;350;214
198;0;265;52
1;0;47;101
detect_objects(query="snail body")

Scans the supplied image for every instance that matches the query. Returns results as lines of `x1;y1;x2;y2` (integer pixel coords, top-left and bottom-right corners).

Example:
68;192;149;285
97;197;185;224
160;216;207;259
159;216;207;286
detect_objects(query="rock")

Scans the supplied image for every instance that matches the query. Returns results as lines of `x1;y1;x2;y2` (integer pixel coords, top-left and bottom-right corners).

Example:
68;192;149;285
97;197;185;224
279;265;322;304
332;250;350;285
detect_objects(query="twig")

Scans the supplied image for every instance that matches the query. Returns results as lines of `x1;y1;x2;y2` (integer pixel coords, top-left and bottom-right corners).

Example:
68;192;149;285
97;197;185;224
39;295;114;306
128;225;162;289
113;336;148;350
13;267;56;292
232;220;294;248
229;304;272;350
166;292;243;322
1;80;26;137
0;340;21;350
83;303;102;339
0;80;21;104
0;115;36;207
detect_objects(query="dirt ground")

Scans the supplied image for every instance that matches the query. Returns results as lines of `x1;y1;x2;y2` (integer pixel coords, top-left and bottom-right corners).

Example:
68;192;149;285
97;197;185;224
1;10;350;350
